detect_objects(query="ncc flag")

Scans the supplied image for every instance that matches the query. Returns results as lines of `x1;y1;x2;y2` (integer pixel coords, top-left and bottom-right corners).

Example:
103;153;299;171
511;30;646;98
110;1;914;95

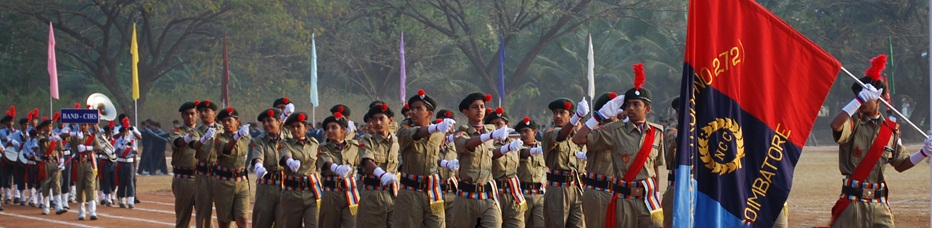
674;0;840;227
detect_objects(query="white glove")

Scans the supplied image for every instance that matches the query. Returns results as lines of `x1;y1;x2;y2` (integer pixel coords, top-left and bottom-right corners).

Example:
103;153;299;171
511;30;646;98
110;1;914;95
597;95;626;119
529;146;543;155
183;132;196;144
280;103;295;120
330;164;353;178
429;118;456;134
446;134;456;143
570;97;590;124
440;159;459;171
575;151;588;160
200;127;216;144
346;120;356;134
923;136;932;154
481;126;512;142
234;124;250;141
8;139;20;148
254;163;267;178
286;158;301;172
373;167;398;185
58;157;65;170
857;84;883;103
500;140;523;154
77;145;86;153
49;135;62;142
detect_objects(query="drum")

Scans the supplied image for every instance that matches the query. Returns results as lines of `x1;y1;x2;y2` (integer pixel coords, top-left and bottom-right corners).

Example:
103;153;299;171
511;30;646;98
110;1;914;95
4;146;17;162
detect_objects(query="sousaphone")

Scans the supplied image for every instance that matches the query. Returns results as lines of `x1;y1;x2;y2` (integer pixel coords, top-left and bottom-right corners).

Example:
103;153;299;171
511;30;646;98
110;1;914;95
87;93;117;121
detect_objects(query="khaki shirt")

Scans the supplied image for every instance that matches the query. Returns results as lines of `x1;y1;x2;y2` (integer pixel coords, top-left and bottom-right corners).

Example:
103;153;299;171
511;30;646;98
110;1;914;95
585;126;616;177
250;133;285;172
359;133;400;174
587;121;664;181
169;125;198;169
438;140;457;179
454;124;496;184
38;135;64;160
833;114;909;183
542;127;581;171
214;132;250;170
396;125;444;176
319;140;360;178
517;141;547;183
663;126;678;171
195;123;224;164
492;137;519;179
279;137;321;176
70;131;102;152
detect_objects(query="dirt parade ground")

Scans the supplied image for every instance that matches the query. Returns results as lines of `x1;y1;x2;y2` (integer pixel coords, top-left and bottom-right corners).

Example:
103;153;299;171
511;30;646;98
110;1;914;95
0;145;929;227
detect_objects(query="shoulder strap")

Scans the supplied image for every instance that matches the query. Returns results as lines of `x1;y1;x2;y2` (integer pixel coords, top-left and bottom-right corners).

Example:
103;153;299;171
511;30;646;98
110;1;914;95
622;126;656;182
850;119;896;181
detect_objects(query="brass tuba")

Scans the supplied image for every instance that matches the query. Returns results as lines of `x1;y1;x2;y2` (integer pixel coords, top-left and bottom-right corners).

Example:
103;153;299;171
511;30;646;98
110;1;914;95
86;93;117;121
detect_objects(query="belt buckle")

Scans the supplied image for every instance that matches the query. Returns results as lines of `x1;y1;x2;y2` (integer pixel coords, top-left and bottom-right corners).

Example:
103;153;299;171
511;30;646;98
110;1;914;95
861;188;874;199
631;188;644;197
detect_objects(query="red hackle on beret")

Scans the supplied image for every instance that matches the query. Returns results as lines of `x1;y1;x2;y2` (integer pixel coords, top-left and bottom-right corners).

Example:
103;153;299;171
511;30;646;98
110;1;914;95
484;94;492;102
633;63;645;90
865;54;887;81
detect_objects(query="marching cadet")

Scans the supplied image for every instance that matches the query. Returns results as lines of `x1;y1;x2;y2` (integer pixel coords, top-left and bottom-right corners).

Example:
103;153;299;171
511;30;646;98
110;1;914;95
393;89;455;227
541;98;585;227
661;97;679;228
828;55;932;227
273;97;295;139
278;112;322;227
330;104;357;141
575;92;621;228
435;109;459;228
72;121;101;220
114;117;139;209
97;121;117;207
24;126;41;207
170;101;199;227
573;63;665;227
53;112;76;208
514;117;546;228
449;92;517;227
192;99;221;228
0;110;15;206
484;107;528;228
356;104;401;227
318;111;361;227
114;114;143;206
8;117;29;206
211;107;251;228
250;108;285;228
37;117;68;215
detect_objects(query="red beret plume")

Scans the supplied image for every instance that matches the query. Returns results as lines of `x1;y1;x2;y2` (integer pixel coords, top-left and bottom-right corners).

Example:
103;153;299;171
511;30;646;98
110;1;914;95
608;92;618;99
403;103;409;109
444;111;452;118
267;110;275;118
435;119;443;124
564;101;572;110
484;94;492;102
74;103;80;109
108;121;114;130
495;107;504;115
334;112;343;119
417;89;425;98
283;97;290;104
194;100;201;106
298;113;307;122
381;103;389;111
8;106;13;117
226;107;233;113
523;116;530;124
337;106;344;112
204;100;211;106
633;63;645;90
122;117;130;126
42;116;48;121
33;108;39;116
27;114;33;122
865;54;887;81
53;112;60;121
485;108;492;114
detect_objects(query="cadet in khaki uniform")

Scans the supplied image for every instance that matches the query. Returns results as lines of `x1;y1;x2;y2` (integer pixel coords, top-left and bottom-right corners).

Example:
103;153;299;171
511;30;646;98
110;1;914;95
250;108;285;228
318;112;361;228
574;64;664;227
72;122;101;220
278;112;322;227
828;55;931;228
211;107;251;228
192;100;222;228
515;117;545;228
273;97;296;140
435;109;459;228
574;92;621;228
330;104;357;141
485;107;528;228
37;118;68;215
448;93;520;228
357;104;401;227
393;89;453;228
170;101;199;227
540;98;585;227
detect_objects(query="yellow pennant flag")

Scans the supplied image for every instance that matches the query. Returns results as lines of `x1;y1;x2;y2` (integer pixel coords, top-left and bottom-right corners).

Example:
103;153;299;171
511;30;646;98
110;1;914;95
131;23;139;100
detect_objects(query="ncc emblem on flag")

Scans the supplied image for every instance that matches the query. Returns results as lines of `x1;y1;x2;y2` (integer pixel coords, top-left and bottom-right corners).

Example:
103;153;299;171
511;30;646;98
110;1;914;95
698;118;745;175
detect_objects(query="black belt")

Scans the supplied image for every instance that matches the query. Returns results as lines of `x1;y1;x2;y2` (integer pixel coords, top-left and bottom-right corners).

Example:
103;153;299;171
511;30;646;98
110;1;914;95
581;176;612;189
546;172;576;183
458;181;494;193
440;182;457;192
261;170;283;180
521;182;543;190
612;184;645;198
283;179;312;189
196;164;211;173
322;179;344;189
400;176;432;190
842;186;887;200
173;167;195;176
213;169;246;178
363;177;381;187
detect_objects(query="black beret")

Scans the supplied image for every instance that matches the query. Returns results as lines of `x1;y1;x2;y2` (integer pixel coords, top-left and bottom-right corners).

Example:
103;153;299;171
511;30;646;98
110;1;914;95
18;118;28;125
117;114;128;122
273;97;291;107
435;109;455;120
284;112;310;126
851;76;888;97
196;100;219;111
513;116;537;132
623;87;652;107
365;103;394;121
330;104;351;117
593;92;618;112
38;119;53;128
322;113;348;129
216;107;239;120
459;93;491;112
671;97;681;110
548;98;574;111
257;108;282;122
407;89;437;111
483;107;509;124
0;115;11;123
369;100;386;109
178;102;197;112
401;104;410;115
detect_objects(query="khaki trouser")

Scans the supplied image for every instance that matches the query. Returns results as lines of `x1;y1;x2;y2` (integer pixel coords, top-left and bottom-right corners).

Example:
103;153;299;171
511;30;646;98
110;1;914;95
320;191;356;228
278;190;320;228
172;177;196;228
252;184;282;228
611;198;659;228
774;203;789;228
391;189;445;228
194;175;214;228
212;179;250;223
41;162;61;197
543;186;584;228
450;196;502;228
662;186;673;228
832;200;893;228
75;161;97;203
523;194;545;228
356;189;394;227
444;193;456;228
500;192;526;228
583;189;612;228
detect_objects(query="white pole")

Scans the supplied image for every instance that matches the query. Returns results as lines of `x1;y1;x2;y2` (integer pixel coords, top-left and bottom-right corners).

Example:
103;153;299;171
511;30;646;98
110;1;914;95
927;1;932;225
49;96;53;117
134;100;138;127
840;67;927;138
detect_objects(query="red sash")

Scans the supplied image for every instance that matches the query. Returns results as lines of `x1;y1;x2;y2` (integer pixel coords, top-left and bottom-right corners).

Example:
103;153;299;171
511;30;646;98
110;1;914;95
606;126;656;227
830;119;895;225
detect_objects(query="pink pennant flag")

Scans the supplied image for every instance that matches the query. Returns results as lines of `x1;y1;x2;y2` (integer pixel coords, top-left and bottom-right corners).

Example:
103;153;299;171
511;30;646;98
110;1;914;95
48;22;59;100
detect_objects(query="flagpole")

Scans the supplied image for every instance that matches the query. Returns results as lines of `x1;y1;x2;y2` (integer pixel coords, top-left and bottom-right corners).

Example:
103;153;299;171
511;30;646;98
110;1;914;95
928;1;932;225
134;100;138;127
49;97;53;117
840;67;927;138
